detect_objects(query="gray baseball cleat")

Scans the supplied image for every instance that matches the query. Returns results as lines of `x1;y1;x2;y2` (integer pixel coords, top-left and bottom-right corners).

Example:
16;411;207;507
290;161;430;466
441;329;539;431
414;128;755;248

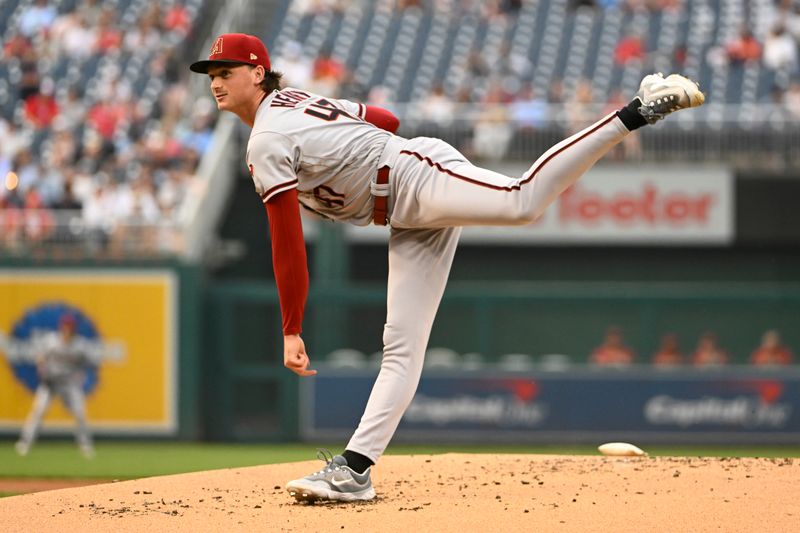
636;72;705;124
286;450;376;502
14;440;29;457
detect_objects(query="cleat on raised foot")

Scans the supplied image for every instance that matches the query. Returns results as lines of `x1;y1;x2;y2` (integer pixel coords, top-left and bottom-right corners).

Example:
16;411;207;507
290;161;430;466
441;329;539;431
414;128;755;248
286;450;376;503
636;72;705;124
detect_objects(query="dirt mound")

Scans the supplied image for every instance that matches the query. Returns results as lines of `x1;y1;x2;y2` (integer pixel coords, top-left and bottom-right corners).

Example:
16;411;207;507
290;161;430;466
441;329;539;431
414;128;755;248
2;454;798;532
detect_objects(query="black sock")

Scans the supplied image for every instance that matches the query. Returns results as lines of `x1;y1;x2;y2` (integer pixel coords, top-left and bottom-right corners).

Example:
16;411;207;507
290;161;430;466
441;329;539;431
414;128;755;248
616;97;648;131
342;450;374;474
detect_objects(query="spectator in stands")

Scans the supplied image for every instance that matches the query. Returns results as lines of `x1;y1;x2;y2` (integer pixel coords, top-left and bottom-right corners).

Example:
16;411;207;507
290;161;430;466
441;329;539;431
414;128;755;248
762;24;798;73
58;86;88;132
770;1;800;43
17;57;41;102
336;71;369;101
466;48;491;80
651;333;684;367
123;13;162;54
94;8;123;53
178;98;216;156
547;79;565;104
157;162;192;216
614;29;646;65
570;0;598;10
500;0;523;14
87;92;127;141
81;180;114;251
12;149;39;196
750;329;794;366
420;82;456;127
164;0;192;37
590;326;636;367
273;41;313;88
673;40;688;68
0;195;24;249
482;0;520;19
23;79;59;130
567;78;596;133
78;0;104;26
0;116;29;163
367;84;392;107
53;12;97;61
310;48;347;97
510;82;547;130
21;189;55;243
49;126;79;167
398;0;423;10
726;27;762;65
497;40;533;79
114;176;161;253
0;119;11;183
783;81;800;118
691;331;729;368
470;81;513;160
19;0;58;38
3;32;34;59
37;162;65;206
657;0;685;11
291;0;348;15
54;177;83;211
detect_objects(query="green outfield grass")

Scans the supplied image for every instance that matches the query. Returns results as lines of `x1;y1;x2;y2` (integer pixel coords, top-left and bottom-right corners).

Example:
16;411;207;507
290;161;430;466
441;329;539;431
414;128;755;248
1;441;798;480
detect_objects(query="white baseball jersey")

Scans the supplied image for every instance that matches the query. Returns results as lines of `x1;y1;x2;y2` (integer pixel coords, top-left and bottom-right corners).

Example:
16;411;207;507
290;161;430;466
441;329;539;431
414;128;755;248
247;87;395;225
36;331;94;383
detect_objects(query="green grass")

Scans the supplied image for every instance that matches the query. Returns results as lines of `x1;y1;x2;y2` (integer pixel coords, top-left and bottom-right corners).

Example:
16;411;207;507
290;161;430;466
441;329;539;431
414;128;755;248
1;441;798;480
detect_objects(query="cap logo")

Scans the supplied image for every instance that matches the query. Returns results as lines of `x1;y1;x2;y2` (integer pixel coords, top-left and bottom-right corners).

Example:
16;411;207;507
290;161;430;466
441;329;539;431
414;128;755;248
250;53;258;60
210;37;223;56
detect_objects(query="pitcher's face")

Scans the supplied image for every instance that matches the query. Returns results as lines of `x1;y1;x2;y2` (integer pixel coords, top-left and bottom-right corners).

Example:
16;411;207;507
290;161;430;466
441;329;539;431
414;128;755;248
207;63;262;114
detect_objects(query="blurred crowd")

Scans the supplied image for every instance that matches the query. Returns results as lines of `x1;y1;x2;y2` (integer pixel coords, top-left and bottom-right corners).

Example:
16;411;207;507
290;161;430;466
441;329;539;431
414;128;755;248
590;326;795;368
324;326;796;370
0;0;212;256
6;0;800;255
273;0;800;163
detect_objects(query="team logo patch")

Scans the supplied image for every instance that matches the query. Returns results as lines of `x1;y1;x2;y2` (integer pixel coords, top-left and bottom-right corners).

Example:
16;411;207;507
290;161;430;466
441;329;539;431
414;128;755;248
250;53;258;60
210;36;223;56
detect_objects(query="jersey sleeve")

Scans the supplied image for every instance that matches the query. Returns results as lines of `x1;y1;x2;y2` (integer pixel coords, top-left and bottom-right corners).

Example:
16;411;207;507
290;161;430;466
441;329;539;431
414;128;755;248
247;131;299;203
364;105;400;133
265;188;308;336
329;96;367;120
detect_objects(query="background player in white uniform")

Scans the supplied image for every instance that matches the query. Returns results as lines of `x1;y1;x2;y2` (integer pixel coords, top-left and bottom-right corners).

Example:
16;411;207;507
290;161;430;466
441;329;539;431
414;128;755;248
16;313;96;458
190;33;704;502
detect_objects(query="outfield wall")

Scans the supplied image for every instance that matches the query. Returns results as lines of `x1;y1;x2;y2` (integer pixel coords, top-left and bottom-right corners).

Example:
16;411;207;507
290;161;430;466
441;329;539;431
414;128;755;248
301;366;800;445
0;263;203;440
1;169;799;442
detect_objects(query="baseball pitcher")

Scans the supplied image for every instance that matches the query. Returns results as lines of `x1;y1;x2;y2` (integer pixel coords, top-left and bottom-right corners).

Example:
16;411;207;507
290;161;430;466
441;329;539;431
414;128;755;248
190;33;704;502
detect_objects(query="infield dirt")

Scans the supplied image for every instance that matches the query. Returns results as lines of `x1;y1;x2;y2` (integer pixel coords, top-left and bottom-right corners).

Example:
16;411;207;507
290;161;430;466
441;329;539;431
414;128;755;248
1;453;798;532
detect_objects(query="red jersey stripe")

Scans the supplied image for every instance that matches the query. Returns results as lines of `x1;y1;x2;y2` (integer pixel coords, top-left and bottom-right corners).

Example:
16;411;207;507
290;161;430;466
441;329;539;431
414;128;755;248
399;113;618;191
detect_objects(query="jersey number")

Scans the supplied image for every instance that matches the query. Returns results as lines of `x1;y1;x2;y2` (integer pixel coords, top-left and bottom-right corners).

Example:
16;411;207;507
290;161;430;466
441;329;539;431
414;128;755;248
304;98;354;122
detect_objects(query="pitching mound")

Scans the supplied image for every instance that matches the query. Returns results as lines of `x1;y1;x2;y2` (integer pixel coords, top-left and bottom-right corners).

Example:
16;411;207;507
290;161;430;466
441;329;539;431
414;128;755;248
2;454;798;532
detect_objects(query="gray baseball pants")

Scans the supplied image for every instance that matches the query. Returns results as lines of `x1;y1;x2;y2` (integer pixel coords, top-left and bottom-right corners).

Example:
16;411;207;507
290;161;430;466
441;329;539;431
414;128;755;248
347;113;630;461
